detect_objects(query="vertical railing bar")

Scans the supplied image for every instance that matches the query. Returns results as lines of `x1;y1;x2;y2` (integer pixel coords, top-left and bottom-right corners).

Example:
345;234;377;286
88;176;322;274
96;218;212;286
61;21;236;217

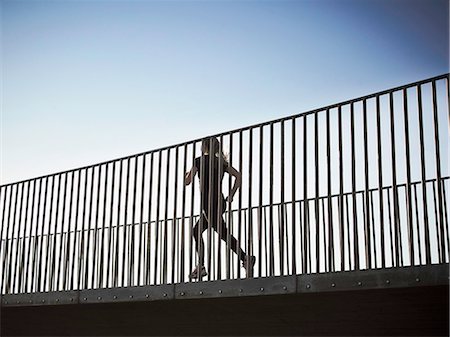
91;166;102;289
11;183;24;293
369;190;377;267
188;143;196;281
206;139;214;281
268;125;273;276
363;99;371;269
56;173;69;291
386;189;395;266
226;133;233;279
402;88;415;265
291;117;297;275
122;158;131;287
237;131;243;279
216;135;224;280
417;84;431;264
31;180;42;292
130;156;138;286
71;170;82;290
25;180;36;292
114;160;123;287
153;151;163;285
40;176;54;292
350;102;359;270
431;80;445;263
413;184;423;264
84;167;96;289
303;115;309;273
284;199;290;274
78;171;87;289
326;108;334;272
180;144;188;283
375;95;386;268
345;194;351;269
138;155;146;286
63;171;75;290
257;126;264;278
320;198;327;272
12;183;25;293
106;164;116;288
297;200;303;274
37;178;49;292
19;182;31;293
314;111;320;273
262;206;268;276
98;164;109;288
145;153;154;285
338;106;344;271
280;120;285;275
389;92;401;267
171;147;179;283
360;194;366;269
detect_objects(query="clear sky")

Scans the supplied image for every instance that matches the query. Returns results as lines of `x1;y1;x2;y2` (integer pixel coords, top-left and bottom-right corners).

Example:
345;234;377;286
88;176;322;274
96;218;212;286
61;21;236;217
1;0;448;185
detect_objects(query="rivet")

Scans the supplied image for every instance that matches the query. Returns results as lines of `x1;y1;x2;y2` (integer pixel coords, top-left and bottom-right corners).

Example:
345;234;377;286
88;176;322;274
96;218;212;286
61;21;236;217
180;292;185;296
97;297;101;300
283;286;287;290
386;280;390;284
218;290;222;294
4;301;7;304
199;291;203;295
306;284;311;289
415;278;420;282
129;295;133;299
56;299;59;302
113;295;117;299
145;294;149;298
331;283;336;287
29;300;33;303
260;287;264;292
239;288;243;293
83;297;87;301
70;298;73;302
17;301;20;304
42;299;45;303
163;293;167;297
358;281;362;286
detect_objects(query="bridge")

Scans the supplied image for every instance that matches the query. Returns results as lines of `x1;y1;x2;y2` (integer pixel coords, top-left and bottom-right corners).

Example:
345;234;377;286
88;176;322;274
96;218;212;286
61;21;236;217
1;74;449;336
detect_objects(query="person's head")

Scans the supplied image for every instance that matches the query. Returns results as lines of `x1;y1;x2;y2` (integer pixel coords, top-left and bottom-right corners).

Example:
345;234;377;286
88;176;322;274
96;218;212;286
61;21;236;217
201;137;220;155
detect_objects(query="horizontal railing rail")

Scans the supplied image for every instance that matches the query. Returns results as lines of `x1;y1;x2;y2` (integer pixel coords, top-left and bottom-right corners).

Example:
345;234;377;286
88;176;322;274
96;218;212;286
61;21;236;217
1;74;449;295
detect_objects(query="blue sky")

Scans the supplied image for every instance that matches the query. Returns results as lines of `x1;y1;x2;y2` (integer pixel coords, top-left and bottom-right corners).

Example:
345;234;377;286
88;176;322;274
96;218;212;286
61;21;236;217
1;0;448;184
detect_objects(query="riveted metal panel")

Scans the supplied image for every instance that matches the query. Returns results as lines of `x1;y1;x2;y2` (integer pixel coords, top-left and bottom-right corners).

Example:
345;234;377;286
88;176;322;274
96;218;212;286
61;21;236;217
2;291;79;307
79;284;175;304
297;263;449;293
175;275;296;300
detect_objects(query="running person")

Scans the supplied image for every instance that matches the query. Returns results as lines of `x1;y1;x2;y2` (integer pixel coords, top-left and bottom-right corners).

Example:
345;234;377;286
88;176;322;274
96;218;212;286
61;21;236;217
184;137;256;279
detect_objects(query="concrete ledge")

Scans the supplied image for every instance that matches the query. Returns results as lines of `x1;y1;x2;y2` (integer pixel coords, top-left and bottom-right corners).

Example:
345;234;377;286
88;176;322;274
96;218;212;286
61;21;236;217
2;263;448;307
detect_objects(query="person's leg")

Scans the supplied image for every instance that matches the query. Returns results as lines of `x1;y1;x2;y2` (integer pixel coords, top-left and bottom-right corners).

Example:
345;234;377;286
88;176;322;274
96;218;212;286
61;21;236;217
217;216;246;262
193;213;209;266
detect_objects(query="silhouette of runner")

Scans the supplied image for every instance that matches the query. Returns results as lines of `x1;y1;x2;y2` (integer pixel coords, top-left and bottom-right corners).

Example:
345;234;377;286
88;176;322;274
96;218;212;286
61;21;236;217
185;137;256;279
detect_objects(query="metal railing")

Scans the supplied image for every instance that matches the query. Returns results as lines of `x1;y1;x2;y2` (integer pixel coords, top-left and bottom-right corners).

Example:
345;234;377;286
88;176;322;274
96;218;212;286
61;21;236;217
1;74;449;294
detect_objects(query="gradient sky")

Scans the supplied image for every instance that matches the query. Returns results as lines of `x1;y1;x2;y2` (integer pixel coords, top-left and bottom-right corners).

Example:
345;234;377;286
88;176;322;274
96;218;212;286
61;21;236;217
1;0;448;184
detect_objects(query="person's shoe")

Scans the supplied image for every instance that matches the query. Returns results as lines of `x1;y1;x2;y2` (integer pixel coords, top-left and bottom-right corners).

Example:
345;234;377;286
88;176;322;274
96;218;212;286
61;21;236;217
242;255;256;277
189;265;207;280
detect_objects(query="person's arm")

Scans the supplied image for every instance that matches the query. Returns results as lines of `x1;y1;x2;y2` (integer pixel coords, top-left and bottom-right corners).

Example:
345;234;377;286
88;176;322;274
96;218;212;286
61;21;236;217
185;166;198;186
225;165;241;202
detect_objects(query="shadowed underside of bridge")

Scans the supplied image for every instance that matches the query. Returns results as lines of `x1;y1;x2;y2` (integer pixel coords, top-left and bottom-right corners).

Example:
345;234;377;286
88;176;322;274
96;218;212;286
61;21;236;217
1;264;448;336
